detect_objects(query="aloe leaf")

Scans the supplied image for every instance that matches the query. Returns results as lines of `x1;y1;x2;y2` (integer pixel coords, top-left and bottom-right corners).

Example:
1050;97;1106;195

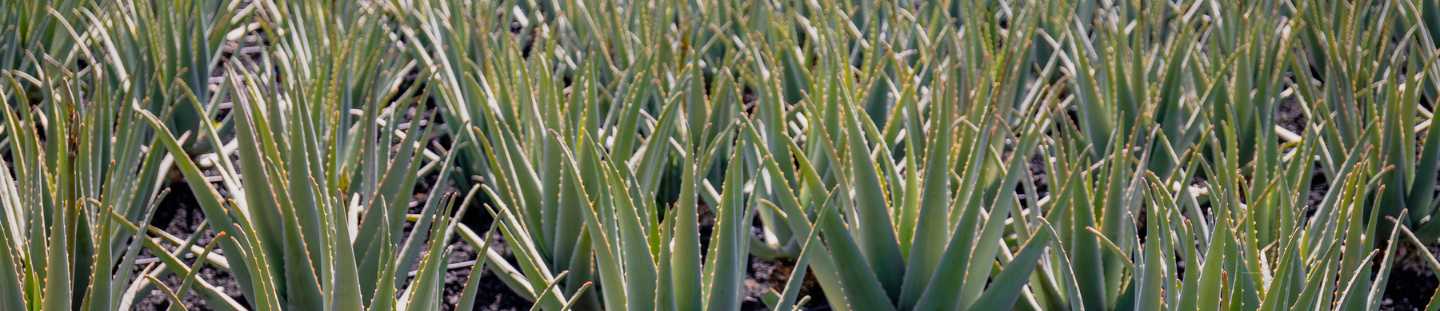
971;226;1055;310
839;100;905;299
671;147;703;311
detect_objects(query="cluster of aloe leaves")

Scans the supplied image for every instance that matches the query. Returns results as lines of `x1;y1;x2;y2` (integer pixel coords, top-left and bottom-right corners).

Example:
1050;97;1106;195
4;0;1440;310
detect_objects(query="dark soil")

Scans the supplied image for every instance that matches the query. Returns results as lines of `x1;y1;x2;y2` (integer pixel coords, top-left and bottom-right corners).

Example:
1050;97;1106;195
1276;99;1308;135
439;238;533;311
134;184;246;311
1385;243;1440;310
743;256;831;310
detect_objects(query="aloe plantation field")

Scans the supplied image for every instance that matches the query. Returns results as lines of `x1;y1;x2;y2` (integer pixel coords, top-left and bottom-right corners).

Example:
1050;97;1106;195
7;0;1440;310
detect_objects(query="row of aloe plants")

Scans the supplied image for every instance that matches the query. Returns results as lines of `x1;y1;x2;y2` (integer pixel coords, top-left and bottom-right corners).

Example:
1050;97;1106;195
4;0;1440;310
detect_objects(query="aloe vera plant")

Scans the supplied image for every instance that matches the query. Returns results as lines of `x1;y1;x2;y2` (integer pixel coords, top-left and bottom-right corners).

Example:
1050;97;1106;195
6;0;1440;310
